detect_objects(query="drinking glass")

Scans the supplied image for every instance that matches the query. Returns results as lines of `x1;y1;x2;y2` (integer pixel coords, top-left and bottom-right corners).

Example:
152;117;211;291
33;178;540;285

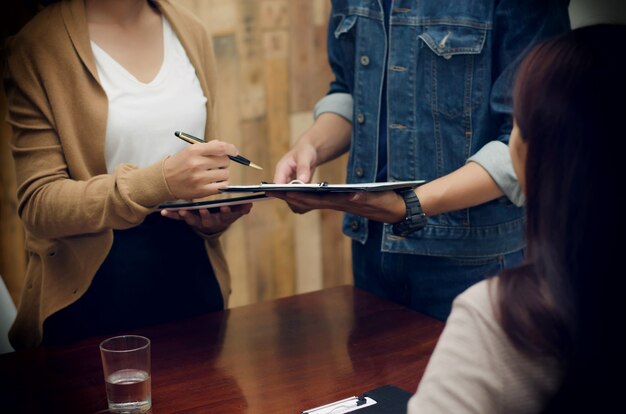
99;335;151;413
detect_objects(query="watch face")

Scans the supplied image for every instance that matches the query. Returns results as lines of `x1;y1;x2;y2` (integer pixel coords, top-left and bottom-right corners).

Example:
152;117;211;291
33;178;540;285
392;220;412;237
392;215;426;236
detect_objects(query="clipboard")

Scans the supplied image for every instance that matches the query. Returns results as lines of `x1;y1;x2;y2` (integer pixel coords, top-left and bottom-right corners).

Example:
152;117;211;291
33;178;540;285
221;180;425;194
302;385;412;414
156;193;269;211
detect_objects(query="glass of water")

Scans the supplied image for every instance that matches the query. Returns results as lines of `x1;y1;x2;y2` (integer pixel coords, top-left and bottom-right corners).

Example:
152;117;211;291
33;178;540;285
100;335;151;413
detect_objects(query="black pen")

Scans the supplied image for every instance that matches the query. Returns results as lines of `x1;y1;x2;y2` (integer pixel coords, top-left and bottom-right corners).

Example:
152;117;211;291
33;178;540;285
174;131;263;170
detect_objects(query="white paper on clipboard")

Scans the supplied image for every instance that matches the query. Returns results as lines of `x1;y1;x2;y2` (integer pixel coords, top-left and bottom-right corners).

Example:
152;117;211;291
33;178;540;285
221;180;425;194
302;396;377;414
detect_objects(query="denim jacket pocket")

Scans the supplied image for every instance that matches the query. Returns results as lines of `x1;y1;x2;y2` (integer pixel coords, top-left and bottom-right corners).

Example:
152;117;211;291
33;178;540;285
419;25;488;119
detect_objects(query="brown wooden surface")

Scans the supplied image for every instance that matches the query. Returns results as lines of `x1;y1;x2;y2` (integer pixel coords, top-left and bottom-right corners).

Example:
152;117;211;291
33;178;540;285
0;286;444;414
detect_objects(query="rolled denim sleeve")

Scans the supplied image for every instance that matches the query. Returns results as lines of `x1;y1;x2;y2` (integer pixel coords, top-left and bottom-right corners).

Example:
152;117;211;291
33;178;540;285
467;140;524;206
313;92;353;122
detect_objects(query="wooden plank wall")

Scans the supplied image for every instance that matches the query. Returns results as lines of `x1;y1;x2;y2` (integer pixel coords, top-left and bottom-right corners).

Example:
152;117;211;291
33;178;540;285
0;0;352;309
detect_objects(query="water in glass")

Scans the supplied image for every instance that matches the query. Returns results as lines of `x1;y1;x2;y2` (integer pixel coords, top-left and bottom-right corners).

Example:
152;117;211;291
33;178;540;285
105;368;151;413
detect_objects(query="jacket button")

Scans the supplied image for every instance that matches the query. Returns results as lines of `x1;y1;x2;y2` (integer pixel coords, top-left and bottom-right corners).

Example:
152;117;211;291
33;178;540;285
355;167;364;177
356;113;365;124
350;219;360;230
360;55;370;66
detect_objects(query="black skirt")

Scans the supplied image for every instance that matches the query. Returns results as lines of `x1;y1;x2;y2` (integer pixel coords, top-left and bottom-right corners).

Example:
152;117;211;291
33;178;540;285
42;213;223;346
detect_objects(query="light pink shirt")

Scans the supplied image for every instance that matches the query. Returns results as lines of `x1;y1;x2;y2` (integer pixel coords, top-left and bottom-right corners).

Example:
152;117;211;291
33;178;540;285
409;279;562;414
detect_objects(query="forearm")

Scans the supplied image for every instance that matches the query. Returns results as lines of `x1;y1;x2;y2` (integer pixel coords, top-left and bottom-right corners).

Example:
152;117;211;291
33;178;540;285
297;112;352;166
467;140;524;206
18;161;173;239
417;162;504;217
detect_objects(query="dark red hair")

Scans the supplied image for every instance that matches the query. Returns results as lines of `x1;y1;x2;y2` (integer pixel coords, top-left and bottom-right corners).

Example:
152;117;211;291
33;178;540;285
498;24;626;412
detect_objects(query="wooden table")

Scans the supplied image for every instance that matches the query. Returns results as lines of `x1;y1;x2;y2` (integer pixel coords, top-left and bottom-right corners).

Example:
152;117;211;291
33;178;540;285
0;286;444;414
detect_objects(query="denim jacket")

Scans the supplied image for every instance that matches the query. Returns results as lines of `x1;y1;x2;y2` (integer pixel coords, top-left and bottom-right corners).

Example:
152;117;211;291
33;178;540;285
315;0;570;257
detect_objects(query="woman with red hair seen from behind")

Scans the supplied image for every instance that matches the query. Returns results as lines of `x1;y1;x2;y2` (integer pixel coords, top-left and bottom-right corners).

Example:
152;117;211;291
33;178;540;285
408;24;626;414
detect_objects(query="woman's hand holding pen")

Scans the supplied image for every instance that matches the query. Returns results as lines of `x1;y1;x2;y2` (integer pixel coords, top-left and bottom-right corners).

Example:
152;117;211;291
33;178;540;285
162;139;252;234
163;140;238;199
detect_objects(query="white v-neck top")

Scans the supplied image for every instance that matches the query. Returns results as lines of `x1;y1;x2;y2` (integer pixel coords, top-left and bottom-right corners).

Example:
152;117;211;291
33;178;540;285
91;17;208;173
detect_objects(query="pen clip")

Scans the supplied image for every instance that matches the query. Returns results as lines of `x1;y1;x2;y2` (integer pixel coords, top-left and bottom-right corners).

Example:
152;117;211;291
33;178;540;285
175;130;205;144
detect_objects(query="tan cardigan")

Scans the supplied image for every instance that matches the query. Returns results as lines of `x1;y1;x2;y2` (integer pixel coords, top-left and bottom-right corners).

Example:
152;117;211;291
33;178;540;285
4;0;230;349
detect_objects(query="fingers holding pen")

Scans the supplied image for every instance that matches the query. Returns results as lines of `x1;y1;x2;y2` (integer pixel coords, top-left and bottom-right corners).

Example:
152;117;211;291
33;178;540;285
195;139;239;159
164;140;238;200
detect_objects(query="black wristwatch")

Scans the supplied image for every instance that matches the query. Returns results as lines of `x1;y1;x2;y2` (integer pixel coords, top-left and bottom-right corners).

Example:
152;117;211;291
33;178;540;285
392;188;427;237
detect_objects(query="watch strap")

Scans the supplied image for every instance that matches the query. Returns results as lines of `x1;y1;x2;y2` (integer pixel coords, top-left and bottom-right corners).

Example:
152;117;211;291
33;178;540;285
392;188;427;236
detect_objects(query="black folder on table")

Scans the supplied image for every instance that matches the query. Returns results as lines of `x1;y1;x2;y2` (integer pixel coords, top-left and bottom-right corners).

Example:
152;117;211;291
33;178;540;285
302;385;412;414
360;385;413;413
156;193;269;211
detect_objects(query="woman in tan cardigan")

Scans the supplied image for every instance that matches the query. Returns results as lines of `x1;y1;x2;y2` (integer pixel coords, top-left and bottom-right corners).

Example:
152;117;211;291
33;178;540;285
4;0;251;349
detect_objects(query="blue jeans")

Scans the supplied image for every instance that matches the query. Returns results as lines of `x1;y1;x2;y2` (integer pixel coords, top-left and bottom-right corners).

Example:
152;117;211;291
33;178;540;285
352;222;524;321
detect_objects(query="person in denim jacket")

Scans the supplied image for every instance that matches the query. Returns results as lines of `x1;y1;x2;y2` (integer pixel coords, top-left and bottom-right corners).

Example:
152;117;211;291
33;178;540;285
273;0;570;320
